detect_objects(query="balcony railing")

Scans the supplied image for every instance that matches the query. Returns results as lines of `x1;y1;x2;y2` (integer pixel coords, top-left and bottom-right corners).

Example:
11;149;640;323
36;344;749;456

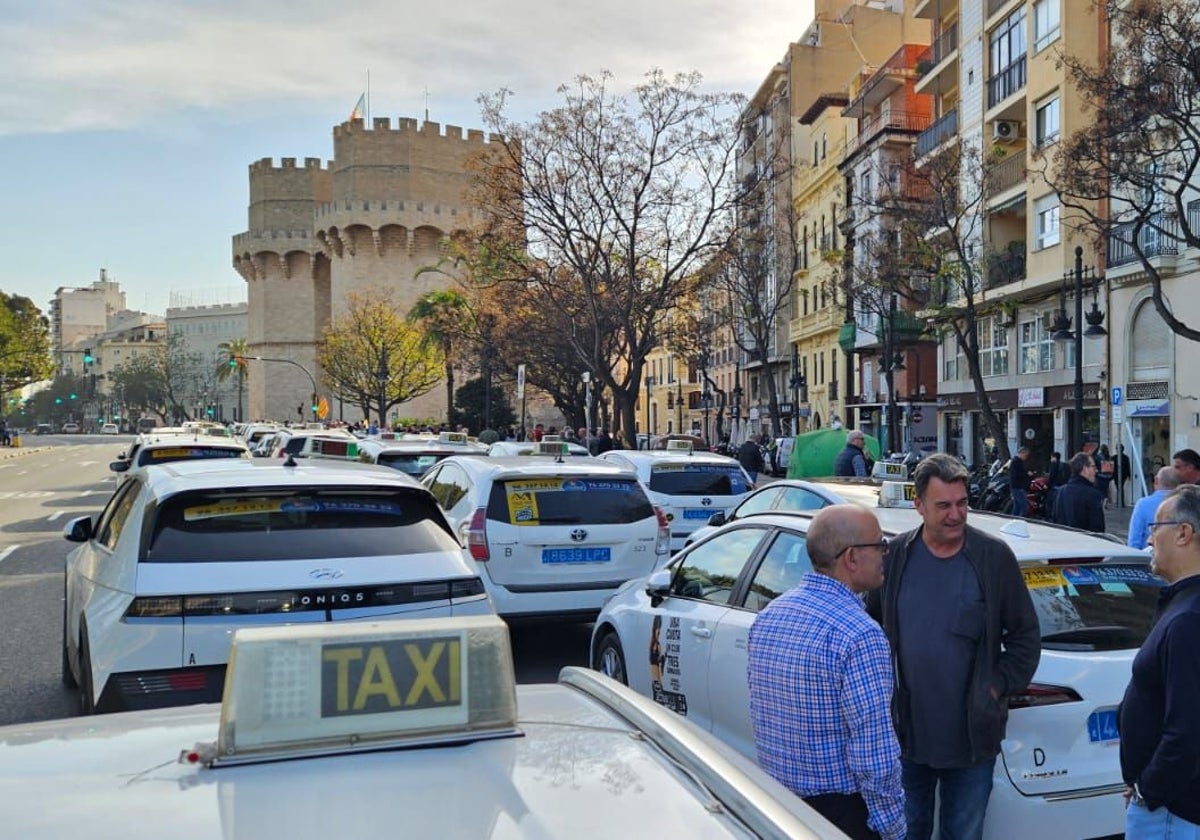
1108;212;1181;267
846;111;932;158
986;247;1026;289
916;109;958;158
917;22;959;78
988;57;1027;108
986;148;1026;196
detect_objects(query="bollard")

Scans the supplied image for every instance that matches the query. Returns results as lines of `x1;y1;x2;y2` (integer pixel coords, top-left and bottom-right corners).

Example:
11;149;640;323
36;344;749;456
11;433;21;448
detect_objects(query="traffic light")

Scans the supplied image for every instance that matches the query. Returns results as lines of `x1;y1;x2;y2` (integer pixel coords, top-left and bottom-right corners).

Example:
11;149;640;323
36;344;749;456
69;393;77;400
311;392;318;416
229;356;238;369
83;348;93;365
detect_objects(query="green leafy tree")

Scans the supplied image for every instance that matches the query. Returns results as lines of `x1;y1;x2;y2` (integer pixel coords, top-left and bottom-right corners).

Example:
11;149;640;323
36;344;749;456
407;290;471;427
317;290;443;424
0;292;53;397
108;353;169;422
216;338;250;423
454;377;516;434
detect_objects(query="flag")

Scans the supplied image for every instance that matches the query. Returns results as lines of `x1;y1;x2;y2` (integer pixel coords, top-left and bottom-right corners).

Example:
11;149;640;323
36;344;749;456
349;93;366;121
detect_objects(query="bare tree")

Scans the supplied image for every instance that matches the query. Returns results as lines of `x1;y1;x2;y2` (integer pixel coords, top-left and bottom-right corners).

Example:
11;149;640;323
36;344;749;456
471;69;745;447
1052;0;1200;340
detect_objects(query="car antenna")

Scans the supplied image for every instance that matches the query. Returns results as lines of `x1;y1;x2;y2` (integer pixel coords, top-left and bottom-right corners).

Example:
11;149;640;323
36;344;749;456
284;453;298;467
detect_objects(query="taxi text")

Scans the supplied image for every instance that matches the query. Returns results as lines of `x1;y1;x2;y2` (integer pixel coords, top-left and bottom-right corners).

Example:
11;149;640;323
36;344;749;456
321;636;462;717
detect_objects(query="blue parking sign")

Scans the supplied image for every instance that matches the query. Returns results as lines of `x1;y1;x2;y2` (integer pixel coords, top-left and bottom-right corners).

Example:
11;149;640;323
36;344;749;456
1112;387;1123;406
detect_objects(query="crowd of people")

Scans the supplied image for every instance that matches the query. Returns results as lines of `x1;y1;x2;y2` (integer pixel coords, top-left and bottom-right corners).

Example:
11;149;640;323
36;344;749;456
745;451;1200;840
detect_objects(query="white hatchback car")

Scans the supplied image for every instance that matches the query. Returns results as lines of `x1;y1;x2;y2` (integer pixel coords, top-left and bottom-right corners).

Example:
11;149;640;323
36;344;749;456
422;454;669;619
63;459;490;713
591;498;1158;840
599;443;755;552
10;616;846;840
359;431;489;478
110;431;251;483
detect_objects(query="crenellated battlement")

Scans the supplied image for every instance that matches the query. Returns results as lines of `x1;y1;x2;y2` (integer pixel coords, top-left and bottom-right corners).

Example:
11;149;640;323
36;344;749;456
313;200;481;220
249;156;331;173
333;116;501;145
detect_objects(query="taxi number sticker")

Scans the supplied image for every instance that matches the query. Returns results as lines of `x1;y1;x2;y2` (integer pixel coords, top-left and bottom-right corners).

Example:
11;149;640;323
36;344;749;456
1022;567;1067;588
184;499;284;521
321;635;464;718
150;448;196;459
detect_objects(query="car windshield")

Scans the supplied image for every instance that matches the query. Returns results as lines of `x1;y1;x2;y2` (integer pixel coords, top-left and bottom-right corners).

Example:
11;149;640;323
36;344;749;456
377;451;485;475
136;446;245;467
649;463;749;496
144;488;458;562
487;477;653;525
1022;563;1165;651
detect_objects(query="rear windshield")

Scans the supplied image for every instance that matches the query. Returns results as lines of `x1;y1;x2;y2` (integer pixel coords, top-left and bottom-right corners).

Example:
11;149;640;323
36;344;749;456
487;477;653;525
649;463;749;496
137;446;246;467
1023;563;1165;651
144;488;458;562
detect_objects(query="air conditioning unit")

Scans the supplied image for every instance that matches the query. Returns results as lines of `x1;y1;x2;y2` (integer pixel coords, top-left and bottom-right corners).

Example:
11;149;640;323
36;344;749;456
805;24;821;46
992;120;1020;142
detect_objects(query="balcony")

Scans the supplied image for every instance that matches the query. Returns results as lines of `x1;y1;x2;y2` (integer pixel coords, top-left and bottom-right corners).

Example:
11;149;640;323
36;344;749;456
845;111;931;161
986;148;1026;199
985;243;1026;289
916;109;958;158
987;57;1027;110
843;45;926;119
791;307;840;339
915;22;959;93
1108;211;1182;269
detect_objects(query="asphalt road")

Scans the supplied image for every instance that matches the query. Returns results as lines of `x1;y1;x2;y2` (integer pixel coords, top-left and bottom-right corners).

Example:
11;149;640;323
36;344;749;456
0;438;591;727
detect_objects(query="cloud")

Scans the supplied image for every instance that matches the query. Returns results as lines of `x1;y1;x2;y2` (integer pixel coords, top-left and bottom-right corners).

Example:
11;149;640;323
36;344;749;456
0;0;814;135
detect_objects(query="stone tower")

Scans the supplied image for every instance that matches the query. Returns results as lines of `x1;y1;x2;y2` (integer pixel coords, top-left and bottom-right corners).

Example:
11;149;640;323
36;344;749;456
232;117;497;422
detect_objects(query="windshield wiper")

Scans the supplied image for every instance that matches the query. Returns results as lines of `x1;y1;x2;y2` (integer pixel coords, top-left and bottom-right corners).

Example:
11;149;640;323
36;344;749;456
1041;625;1133;642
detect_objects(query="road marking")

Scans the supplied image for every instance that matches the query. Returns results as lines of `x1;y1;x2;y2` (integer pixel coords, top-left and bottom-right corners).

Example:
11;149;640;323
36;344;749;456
0;491;54;499
0;546;18;564
47;511;65;522
16;470;27;476
78;460;97;467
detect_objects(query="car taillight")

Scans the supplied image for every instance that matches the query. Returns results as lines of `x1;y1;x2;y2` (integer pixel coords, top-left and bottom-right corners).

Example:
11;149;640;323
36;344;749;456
451;577;486;598
467;507;490;561
1008;682;1083;709
654;506;670;555
125;596;184;617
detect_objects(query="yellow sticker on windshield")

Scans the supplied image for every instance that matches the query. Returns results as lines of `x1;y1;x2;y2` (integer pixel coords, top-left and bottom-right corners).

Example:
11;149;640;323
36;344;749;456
506;479;564;493
184;499;284;521
150;448;193;459
1022;567;1066;589
505;490;538;525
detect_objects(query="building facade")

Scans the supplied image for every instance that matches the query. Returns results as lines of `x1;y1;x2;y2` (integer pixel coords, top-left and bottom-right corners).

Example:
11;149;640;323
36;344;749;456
165;302;249;422
232;117;496;423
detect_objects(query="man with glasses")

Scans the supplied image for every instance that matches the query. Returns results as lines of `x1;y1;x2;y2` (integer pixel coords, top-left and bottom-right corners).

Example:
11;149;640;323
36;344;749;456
867;453;1039;840
1119;484;1200;837
748;504;903;840
1051;452;1106;532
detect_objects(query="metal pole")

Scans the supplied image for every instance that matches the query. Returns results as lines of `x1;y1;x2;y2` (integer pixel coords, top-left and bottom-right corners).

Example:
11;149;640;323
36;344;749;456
1073;246;1084;455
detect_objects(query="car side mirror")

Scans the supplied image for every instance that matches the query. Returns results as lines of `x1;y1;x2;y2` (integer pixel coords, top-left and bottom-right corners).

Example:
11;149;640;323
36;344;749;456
64;516;93;543
109;460;130;473
645;568;672;608
707;511;726;527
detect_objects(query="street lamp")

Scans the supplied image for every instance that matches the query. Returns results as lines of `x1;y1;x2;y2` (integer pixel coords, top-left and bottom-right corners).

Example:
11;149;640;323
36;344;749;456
376;357;389;428
1053;245;1106;454
644;375;655;446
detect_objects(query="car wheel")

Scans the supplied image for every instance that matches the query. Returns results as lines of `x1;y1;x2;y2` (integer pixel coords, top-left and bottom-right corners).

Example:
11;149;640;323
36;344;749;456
78;630;95;715
60;602;77;689
594;632;628;686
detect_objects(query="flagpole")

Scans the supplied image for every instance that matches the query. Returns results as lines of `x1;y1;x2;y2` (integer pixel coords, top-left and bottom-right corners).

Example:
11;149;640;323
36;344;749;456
366;69;371;123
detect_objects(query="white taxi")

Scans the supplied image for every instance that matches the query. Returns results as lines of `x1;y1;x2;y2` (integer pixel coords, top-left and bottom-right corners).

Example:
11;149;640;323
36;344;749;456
109;430;250;483
359;430;489;478
63;459;490;714
591;489;1159;840
5;617;847;839
600;441;754;552
422;448;669;620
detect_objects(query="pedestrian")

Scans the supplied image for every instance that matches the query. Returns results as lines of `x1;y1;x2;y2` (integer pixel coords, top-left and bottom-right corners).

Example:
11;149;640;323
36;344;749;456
1116;445;1132;507
1052;452;1106;532
738;434;765;484
1171;448;1200;485
748;504;904;840
1118;483;1200;836
866;454;1040;840
1128;467;1181;550
1095;444;1115;507
835;430;870;477
596;428;613;453
1009;446;1031;517
1047;451;1067;489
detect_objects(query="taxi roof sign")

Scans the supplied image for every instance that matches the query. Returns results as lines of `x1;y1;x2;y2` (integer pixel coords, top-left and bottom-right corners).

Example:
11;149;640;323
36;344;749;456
193;616;518;767
878;480;917;508
541;434;562;442
665;440;693;453
871;460;909;481
530;441;568;456
437;431;469;445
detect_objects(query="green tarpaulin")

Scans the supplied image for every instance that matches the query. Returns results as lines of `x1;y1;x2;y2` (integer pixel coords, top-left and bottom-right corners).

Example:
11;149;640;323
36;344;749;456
787;429;882;479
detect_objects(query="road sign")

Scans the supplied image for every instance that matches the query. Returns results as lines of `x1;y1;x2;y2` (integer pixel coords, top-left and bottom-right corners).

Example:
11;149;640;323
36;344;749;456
1113;406;1123;423
1112;386;1123;406
517;364;526;399
911;409;924;423
316;396;330;420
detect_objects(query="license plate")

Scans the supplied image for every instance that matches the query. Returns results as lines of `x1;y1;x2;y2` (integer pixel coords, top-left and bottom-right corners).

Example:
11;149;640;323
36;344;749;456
683;508;717;520
1087;709;1119;743
542;547;611;564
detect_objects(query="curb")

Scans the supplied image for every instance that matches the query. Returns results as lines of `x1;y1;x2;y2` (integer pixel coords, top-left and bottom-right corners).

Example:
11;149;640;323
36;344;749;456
0;446;52;461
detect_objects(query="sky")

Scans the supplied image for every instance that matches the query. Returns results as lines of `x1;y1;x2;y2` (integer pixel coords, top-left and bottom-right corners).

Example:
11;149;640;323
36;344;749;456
0;0;817;317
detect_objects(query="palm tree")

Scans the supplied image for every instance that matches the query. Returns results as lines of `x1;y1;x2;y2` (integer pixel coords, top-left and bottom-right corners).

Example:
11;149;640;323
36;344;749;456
407;291;470;426
216;338;250;422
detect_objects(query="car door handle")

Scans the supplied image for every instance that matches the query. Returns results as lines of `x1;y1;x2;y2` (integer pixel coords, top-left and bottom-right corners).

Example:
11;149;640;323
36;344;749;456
689;626;711;639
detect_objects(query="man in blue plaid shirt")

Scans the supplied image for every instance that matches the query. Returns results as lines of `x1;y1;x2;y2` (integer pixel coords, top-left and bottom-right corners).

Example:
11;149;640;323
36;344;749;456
747;504;904;840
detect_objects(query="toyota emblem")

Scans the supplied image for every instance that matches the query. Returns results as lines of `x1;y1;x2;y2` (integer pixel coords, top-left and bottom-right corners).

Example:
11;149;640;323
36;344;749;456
570;529;588;542
701;497;712;506
309;568;344;580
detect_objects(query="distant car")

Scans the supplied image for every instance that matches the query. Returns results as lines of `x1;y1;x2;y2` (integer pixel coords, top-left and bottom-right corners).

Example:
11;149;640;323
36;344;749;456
99;423;120;435
109;432;251;484
11;615;844;840
62;459;491;713
684;478;853;546
35;423;53;435
422;454;669;620
486;439;593;458
359;431;488;478
592;491;1160;840
61;423;81;434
